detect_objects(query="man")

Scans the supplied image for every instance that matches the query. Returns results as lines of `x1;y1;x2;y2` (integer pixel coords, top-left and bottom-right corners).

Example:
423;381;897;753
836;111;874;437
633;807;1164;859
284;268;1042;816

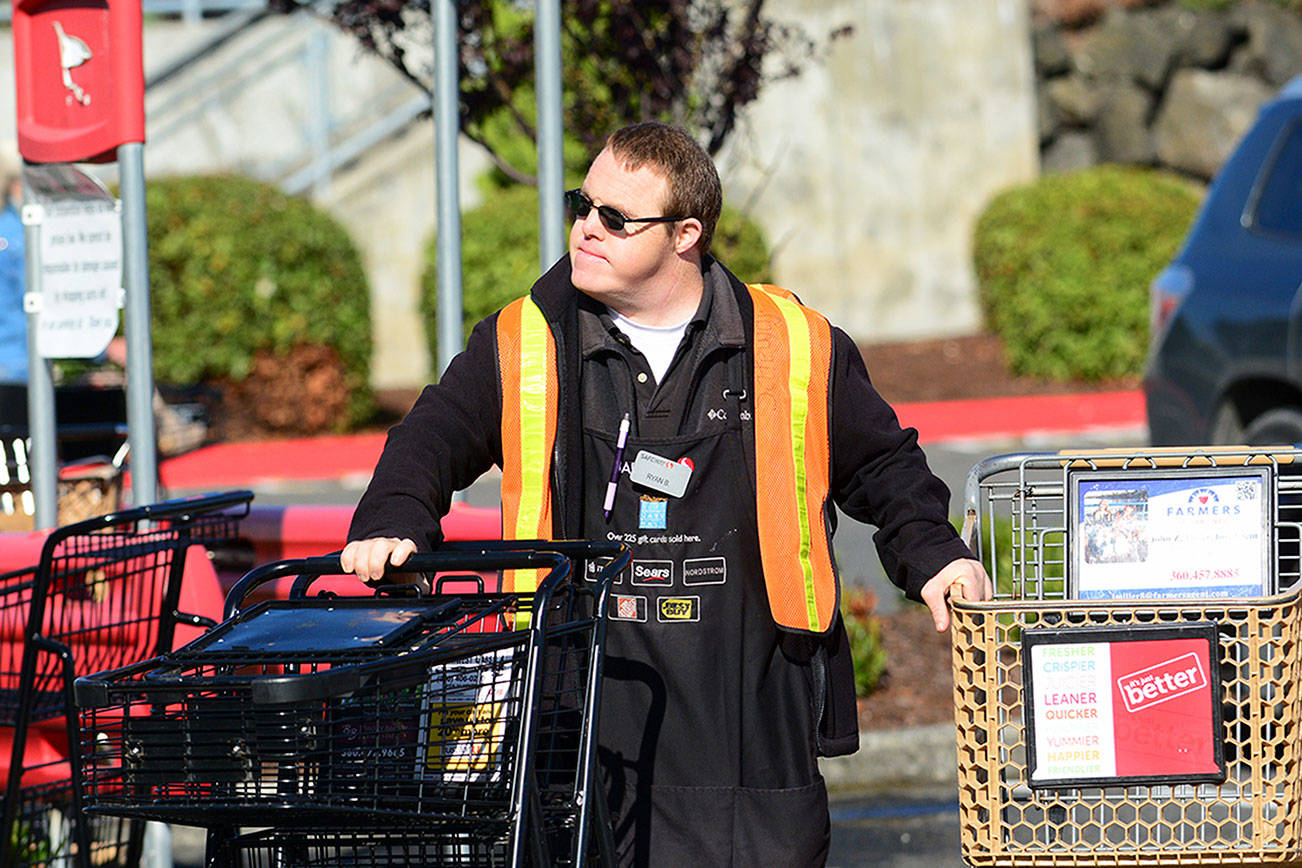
344;122;991;866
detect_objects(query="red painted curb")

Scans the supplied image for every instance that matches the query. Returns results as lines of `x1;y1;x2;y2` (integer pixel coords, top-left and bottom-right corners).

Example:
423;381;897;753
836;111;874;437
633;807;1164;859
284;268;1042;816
897;390;1146;444
157;391;1147;490
159;432;388;489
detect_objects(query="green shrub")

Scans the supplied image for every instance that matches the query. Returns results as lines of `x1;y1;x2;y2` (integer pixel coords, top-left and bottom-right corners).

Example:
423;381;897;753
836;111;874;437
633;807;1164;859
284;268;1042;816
841;587;888;698
146;175;373;426
421;184;772;369
973;165;1200;381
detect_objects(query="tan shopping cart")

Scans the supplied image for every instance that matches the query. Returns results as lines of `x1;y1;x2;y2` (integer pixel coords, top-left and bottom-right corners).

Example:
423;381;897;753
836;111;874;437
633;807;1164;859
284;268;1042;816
953;447;1302;866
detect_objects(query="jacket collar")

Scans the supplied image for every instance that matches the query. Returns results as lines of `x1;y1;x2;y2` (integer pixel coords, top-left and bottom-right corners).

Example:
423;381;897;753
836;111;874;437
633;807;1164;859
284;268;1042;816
528;255;747;359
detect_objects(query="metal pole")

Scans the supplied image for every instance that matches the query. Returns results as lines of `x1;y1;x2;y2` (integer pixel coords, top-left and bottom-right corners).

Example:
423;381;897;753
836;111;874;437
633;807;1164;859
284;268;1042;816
20;192;57;530
305;24;332;201
433;0;463;377
535;0;564;270
117;142;158;507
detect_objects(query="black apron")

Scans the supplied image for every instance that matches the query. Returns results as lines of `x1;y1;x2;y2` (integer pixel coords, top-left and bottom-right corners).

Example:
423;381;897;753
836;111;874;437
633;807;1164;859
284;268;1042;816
583;404;830;867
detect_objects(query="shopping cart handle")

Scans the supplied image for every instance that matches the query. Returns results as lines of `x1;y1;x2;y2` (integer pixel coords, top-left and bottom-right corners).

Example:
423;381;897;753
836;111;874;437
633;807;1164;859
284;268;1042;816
223;549;575;619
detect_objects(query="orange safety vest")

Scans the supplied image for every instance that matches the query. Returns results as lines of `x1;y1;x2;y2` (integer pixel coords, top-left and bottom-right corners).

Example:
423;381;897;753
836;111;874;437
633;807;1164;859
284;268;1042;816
496;284;839;634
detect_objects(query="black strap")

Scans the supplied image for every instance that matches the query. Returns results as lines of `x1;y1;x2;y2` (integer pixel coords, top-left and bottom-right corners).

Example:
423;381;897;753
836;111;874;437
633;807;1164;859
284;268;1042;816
816;614;861;757
725;349;755;493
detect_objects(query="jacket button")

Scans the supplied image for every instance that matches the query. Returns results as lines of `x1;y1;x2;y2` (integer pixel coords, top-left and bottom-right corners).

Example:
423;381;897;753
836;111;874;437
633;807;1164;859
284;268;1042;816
637;372;648;384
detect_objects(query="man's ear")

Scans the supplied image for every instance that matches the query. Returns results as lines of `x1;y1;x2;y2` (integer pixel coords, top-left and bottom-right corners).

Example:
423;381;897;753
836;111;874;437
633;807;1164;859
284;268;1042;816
672;218;704;256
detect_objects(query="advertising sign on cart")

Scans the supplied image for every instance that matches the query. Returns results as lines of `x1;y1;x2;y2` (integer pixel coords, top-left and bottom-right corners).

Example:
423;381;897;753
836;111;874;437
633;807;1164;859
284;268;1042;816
1022;622;1224;788
1068;467;1273;600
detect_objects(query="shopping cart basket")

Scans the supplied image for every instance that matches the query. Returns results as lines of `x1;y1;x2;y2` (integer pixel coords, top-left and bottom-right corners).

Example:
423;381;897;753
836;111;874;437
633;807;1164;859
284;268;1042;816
76;540;629;867
0;489;253;868
953;447;1302;866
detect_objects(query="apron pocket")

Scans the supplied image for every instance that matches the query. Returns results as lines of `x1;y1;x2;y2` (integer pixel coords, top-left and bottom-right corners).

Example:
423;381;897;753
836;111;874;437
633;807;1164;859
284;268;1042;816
734;779;830;867
646;779;829;868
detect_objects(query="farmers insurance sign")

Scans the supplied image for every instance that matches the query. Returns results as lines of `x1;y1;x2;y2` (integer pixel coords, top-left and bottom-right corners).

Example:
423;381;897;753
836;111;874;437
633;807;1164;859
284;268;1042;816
1023;623;1225;788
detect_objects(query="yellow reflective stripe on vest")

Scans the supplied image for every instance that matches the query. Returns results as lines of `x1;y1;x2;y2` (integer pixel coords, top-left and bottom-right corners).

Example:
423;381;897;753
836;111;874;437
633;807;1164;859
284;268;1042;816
749;284;837;634
497;297;557;601
515;301;552;541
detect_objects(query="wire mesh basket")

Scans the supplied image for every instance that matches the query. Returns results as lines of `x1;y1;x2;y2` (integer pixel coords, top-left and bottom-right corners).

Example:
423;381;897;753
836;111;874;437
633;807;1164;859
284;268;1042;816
76;543;626;866
955;447;1302;866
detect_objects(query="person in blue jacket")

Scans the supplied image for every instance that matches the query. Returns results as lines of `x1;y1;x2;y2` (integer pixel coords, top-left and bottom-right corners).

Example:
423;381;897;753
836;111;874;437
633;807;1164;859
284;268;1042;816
0;157;26;384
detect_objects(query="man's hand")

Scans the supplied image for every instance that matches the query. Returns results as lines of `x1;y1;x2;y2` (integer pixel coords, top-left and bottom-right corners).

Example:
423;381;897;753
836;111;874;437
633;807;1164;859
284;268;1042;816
340;537;418;584
919;558;993;633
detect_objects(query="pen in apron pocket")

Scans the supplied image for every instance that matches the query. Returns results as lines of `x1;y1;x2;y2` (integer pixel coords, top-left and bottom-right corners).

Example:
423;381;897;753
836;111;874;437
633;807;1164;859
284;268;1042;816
604;413;631;519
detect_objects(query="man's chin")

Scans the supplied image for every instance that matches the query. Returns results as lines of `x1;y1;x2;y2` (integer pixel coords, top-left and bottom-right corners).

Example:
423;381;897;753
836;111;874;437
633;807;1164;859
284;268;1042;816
569;264;609;297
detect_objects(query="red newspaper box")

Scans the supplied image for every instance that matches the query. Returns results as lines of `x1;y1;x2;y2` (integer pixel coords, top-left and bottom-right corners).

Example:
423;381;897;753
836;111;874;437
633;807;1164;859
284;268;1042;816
13;0;144;163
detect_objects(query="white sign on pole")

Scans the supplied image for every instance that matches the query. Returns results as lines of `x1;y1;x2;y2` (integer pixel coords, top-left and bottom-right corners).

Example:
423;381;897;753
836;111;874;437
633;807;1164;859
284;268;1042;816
34;198;121;359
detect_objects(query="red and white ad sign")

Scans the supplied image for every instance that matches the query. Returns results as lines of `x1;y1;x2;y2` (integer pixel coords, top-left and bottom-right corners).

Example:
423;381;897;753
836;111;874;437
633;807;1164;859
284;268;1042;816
13;0;145;163
1024;623;1223;787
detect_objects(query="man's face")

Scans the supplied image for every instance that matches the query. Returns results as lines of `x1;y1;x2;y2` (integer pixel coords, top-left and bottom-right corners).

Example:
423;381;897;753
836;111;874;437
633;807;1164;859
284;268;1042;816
569;147;681;302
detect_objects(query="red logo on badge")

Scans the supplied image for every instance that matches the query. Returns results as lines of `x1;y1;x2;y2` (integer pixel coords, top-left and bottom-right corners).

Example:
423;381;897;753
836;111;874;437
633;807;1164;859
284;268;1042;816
679;457;694;471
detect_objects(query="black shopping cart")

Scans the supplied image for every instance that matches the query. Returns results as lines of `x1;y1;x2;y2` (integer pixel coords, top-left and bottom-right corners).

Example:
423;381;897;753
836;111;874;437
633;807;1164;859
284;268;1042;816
75;540;629;867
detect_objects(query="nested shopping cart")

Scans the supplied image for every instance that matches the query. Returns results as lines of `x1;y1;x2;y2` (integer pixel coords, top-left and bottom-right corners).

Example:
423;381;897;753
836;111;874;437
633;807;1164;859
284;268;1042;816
0;489;252;868
75;539;629;867
953;447;1302;867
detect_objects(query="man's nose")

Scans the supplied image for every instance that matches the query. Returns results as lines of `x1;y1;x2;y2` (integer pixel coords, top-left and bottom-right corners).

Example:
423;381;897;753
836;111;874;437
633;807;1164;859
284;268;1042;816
580;206;605;237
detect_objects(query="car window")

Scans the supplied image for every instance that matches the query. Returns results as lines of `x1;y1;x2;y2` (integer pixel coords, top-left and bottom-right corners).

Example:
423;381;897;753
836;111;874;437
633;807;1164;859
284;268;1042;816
1252;120;1302;239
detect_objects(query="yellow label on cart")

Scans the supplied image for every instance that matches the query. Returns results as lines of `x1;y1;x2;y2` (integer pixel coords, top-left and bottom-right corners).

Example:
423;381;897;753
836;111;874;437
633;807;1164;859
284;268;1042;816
417;648;515;783
423;701;506;773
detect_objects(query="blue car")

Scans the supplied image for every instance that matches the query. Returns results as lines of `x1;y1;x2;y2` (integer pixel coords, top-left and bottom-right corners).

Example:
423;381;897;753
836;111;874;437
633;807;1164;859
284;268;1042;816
1146;77;1302;446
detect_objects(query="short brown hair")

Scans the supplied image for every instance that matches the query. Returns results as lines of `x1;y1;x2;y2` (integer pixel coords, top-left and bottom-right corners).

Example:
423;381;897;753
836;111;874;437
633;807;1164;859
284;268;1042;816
606;122;722;256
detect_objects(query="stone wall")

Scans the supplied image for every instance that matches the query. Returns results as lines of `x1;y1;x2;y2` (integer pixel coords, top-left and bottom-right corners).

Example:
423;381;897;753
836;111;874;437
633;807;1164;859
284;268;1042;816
1036;0;1302;180
719;0;1039;343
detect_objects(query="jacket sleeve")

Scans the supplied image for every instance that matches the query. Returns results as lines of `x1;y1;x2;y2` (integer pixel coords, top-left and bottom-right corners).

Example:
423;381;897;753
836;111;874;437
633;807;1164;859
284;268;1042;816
828;327;972;600
347;315;503;549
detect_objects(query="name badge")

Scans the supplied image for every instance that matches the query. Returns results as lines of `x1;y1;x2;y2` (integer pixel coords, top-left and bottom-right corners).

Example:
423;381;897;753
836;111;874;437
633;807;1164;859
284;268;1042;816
629;450;692;498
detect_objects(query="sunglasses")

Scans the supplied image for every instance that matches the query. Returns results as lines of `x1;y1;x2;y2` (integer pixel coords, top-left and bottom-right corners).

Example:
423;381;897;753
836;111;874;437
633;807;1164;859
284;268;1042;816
564;189;687;233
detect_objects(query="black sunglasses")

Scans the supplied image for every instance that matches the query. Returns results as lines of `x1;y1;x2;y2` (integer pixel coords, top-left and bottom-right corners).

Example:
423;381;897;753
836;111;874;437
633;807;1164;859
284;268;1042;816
564;189;687;233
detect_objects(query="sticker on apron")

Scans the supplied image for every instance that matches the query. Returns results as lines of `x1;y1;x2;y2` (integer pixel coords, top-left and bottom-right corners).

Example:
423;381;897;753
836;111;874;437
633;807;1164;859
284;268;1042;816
611;594;647;622
683;556;727;585
631;559;673;586
585;556;626;584
656;596;700;623
639;495;667;529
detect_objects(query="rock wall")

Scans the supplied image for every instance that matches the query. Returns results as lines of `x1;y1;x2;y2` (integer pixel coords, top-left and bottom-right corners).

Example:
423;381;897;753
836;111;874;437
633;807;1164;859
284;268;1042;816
1036;0;1302;179
720;0;1039;343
